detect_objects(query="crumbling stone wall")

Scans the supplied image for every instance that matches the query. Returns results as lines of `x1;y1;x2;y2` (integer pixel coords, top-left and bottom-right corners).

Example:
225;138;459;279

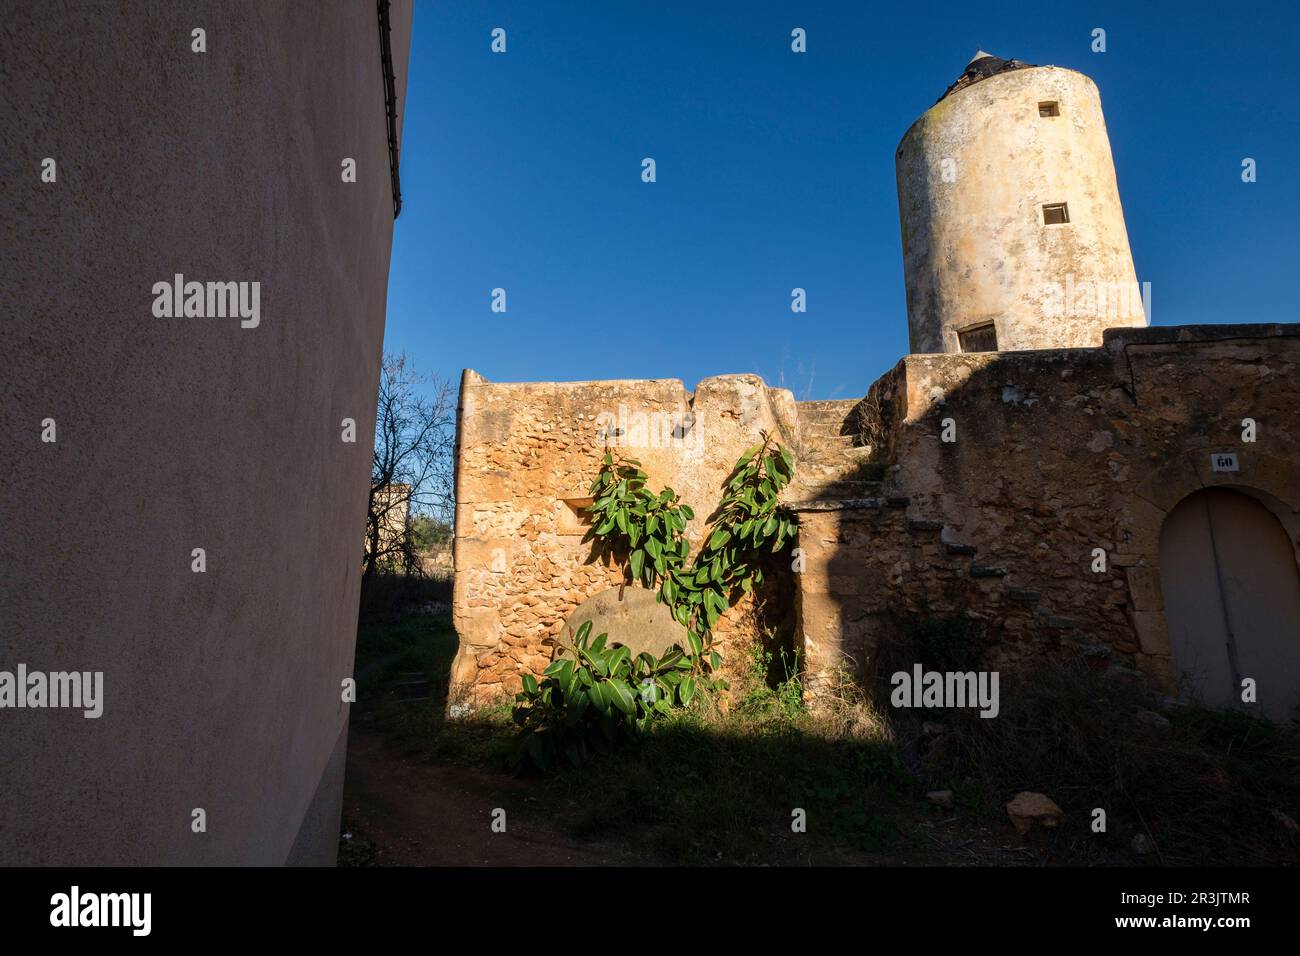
452;325;1300;709
796;325;1300;694
449;370;798;705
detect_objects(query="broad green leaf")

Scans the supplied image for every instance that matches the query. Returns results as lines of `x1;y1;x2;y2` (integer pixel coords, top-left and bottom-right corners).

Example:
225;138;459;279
679;675;697;706
606;679;635;715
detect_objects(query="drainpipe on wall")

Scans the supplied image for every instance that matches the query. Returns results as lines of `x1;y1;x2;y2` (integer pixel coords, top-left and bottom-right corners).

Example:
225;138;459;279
377;0;402;218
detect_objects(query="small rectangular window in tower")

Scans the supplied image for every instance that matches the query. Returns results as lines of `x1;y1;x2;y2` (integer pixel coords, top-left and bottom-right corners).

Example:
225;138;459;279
1038;101;1060;117
958;323;998;353
1042;202;1069;225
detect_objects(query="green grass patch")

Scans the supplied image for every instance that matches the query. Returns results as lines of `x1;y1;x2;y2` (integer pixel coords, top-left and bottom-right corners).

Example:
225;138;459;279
354;610;1300;866
353;612;517;767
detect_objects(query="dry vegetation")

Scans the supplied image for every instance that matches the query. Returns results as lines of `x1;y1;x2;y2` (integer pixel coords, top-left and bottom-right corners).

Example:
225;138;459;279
350;596;1300;866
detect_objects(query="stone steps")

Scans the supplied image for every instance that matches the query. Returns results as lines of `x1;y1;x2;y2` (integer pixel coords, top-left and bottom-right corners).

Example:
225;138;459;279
796;399;860;419
801;439;870;456
788;427;1071;634
795;399;862;442
792;401;879;503
802;431;859;446
798;454;875;479
894;508;1059;615
791;478;882;500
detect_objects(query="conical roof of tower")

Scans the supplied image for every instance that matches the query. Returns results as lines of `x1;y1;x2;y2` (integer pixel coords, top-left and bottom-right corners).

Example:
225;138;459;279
937;50;1037;103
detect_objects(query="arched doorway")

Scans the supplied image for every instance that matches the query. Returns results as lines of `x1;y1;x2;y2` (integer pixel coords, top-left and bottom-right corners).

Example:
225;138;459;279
1159;487;1300;721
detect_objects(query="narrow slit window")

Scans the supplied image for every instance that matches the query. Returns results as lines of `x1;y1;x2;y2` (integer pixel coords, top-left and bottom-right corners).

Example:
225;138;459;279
958;324;998;353
1038;101;1059;117
1042;202;1069;225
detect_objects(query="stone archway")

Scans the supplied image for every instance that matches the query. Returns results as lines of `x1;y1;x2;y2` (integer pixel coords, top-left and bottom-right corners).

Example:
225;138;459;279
1117;450;1300;695
1159;487;1300;720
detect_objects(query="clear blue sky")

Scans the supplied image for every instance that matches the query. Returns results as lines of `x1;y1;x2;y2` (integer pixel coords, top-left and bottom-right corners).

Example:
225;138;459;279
383;0;1299;401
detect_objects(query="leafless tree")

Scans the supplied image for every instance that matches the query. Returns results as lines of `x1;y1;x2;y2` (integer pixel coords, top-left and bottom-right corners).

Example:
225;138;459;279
365;352;456;580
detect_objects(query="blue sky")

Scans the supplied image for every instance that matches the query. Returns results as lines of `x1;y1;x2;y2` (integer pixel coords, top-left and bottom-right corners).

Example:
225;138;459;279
384;0;1299;401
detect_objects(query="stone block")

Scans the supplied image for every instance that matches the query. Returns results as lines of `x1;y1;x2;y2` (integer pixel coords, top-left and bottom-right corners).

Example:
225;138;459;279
452;606;503;649
1124;566;1163;612
1130;610;1169;656
1136;653;1179;694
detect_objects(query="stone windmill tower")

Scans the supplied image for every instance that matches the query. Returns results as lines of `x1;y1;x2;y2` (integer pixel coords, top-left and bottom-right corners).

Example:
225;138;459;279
896;52;1147;354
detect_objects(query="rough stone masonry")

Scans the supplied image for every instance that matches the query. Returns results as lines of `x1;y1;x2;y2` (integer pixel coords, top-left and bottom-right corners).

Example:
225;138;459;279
450;54;1300;716
449;325;1300;709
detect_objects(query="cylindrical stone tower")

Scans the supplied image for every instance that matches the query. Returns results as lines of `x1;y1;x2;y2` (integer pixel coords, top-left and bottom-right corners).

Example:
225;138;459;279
896;53;1147;354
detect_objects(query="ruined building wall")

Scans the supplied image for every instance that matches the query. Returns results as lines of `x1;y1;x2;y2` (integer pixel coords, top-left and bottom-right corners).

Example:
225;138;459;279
450;370;798;704
796;326;1300;694
453;327;1300;708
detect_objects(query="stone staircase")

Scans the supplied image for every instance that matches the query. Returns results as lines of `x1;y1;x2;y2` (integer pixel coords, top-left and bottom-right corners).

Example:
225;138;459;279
790;399;879;502
788;400;1083;688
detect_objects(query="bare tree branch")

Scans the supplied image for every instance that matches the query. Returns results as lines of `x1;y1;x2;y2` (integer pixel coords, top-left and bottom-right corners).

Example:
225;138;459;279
364;352;456;579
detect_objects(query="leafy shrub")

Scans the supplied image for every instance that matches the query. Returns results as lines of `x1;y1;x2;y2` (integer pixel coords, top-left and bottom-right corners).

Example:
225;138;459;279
584;433;796;665
514;437;798;771
513;620;699;770
410;514;451;550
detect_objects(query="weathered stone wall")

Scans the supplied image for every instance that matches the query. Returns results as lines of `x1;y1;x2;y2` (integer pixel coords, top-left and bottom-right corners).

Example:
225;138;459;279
796;325;1300;694
452;326;1300;709
450;370;797;704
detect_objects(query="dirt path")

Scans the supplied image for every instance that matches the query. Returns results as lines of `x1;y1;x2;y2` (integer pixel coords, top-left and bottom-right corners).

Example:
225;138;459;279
340;725;649;866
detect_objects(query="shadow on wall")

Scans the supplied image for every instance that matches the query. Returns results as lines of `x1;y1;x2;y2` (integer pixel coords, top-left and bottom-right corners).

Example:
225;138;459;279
805;328;1300;724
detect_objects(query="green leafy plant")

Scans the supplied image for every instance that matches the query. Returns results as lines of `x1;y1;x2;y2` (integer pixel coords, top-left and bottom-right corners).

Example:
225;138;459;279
514;433;797;769
513;620;699;770
584;431;796;669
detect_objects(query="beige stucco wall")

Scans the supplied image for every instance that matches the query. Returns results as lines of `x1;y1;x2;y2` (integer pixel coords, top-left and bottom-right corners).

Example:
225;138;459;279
0;0;412;864
897;66;1146;354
